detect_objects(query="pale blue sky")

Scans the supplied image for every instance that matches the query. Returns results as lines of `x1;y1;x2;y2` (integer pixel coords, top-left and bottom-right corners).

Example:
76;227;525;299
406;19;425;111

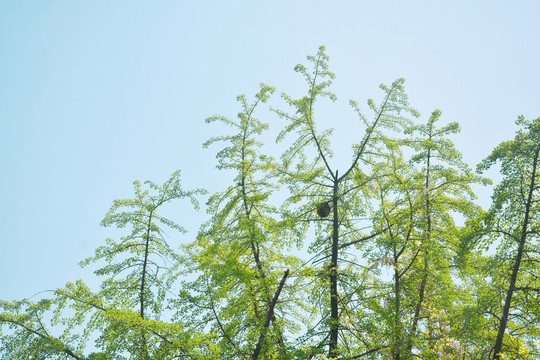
1;1;539;300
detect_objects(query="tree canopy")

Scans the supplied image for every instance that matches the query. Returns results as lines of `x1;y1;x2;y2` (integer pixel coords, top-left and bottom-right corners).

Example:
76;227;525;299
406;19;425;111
2;46;540;360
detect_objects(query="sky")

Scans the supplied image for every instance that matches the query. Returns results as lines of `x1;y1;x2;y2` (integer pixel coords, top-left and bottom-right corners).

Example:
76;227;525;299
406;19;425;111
1;1;540;301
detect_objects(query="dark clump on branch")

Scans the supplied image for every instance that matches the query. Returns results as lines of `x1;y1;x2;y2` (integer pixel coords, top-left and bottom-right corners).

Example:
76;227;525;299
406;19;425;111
316;201;331;218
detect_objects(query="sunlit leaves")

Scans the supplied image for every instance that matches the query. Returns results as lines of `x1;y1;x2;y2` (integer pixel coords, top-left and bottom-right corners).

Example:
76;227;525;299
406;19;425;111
1;46;539;360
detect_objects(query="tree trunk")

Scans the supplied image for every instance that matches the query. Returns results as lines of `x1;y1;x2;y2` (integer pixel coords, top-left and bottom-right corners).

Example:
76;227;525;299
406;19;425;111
329;171;339;357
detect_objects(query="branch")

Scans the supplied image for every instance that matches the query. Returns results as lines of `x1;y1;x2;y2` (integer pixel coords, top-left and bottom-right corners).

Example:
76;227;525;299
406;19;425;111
0;316;84;360
338;231;383;249
251;269;290;360
347;345;389;359
210;296;241;355
399;246;422;278
340;83;397;182
515;286;540;293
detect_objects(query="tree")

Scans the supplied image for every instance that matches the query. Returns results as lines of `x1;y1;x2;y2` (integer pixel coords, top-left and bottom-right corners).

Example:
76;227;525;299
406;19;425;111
365;109;487;359
1;171;206;359
272;46;419;357
402;110;487;358
477;116;540;359
178;84;300;359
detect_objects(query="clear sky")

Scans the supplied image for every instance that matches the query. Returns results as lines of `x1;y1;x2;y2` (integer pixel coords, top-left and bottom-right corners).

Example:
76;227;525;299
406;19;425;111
1;1;539;301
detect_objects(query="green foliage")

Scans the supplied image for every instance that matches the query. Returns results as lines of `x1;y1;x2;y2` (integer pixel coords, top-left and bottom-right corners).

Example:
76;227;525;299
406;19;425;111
181;83;305;359
1;48;539;360
272;45;423;358
475;116;540;359
82;170;204;317
1;171;206;359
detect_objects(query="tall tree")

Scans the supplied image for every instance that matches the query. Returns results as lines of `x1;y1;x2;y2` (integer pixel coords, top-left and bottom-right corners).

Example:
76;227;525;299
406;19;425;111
81;170;205;358
273;46;419;358
366;139;422;360
401;110;486;358
477;116;540;359
180;84;297;359
0;171;206;359
366;110;486;359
